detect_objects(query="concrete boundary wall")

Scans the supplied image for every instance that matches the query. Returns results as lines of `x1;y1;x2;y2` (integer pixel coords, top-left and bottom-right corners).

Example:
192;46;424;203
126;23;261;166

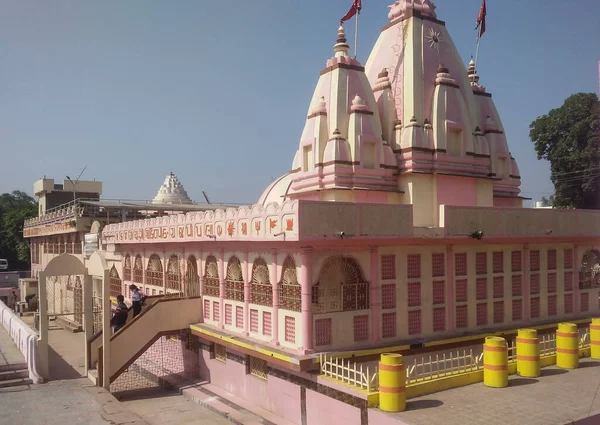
0;300;44;383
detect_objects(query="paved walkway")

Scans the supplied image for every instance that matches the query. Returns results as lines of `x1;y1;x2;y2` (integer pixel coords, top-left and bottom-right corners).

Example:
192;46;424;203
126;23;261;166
0;319;232;425
383;358;600;425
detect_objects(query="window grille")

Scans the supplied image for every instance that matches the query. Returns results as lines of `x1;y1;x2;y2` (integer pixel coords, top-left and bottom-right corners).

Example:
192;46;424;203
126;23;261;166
225;257;244;302
250;258;272;306
279;257;301;312
248;356;268;380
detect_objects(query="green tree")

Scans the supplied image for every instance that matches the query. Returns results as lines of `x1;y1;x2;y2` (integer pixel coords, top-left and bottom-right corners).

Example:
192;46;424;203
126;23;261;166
0;191;37;267
540;195;555;207
529;93;600;209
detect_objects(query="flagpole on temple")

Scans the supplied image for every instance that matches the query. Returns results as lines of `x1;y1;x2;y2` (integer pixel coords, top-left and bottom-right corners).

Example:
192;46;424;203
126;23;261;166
354;10;360;58
474;27;481;71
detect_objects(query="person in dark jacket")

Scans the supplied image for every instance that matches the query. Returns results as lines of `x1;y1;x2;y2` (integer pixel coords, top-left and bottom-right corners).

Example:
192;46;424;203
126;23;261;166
111;295;129;333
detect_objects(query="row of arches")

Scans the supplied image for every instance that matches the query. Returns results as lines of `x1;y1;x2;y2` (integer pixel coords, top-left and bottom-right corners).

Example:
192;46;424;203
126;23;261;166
118;253;371;314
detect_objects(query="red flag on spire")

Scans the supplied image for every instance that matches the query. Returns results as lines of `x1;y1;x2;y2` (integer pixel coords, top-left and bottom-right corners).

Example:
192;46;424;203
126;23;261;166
341;0;362;24
475;0;487;38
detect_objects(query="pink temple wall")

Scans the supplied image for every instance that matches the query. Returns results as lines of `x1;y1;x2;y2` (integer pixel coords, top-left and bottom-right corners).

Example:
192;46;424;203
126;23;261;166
306;388;361;425
199;349;303;425
437;175;477;208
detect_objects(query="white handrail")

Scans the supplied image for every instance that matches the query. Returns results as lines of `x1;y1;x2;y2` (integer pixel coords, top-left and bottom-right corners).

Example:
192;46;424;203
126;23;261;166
0;301;43;383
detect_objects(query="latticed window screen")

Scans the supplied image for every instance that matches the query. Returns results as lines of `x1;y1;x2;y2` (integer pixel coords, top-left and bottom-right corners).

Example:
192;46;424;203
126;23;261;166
476;303;488;326
547;249;557;271
133;255;144;283
564;271;573;292
250;309;259;333
512;299;522;321
185;256;200;297
236;306;243;328
407;254;421;279
476;278;487;300
353;315;368;342
432;281;445;305
493;251;504;274
204;300;210;320
493;277;504;299
315;318;332;346
530;250;541;272
203;256;220;297
407;282;421;307
123;255;132;281
579;250;600;289
455;279;467;302
225;304;233;325
279;257;301;312
432;253;445;277
433;307;445;332
225;257;245;302
408;310;421;335
511;251;522;272
313;257;369;313
564;293;574;314
109;267;122;298
146;254;163;286
548;295;557;316
547;273;557;293
530;297;541;318
262;312;272;336
455;253;467;276
382;312;396;338
493;301;504;324
381;255;396;280
212;301;220;322
285;316;296;343
249;357;268;380
476;252;487;275
250;258;272;306
511;275;522;297
530;274;540;295
166;255;181;291
214;344;226;362
381;284;396;309
564;248;574;269
456;305;468;328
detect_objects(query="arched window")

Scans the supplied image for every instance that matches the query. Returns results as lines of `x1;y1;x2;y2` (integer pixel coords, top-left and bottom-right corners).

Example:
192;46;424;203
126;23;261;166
133;255;144;283
123;254;132;281
250;258;272;306
166;255;181;291
279;256;301;312
225;256;244;302
313;256;369;313
185;256;200;297
579;250;600;289
109;266;122;298
146;254;163;286
203;255;220;297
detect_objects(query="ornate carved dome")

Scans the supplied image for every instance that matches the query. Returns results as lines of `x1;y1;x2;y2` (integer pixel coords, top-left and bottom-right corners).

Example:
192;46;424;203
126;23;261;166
152;173;193;205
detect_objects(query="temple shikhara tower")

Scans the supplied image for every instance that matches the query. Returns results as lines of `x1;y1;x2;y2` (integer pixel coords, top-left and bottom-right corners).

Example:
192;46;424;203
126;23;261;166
21;2;600;423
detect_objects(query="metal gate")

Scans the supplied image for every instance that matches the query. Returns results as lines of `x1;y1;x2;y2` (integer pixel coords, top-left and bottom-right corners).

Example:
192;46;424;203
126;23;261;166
45;274;84;325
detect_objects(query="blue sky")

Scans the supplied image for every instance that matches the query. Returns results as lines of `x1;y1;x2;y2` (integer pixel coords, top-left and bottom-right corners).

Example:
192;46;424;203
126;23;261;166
1;0;599;206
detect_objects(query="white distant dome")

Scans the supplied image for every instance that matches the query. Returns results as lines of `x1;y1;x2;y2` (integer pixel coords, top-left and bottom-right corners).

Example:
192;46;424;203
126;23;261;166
152;173;193;204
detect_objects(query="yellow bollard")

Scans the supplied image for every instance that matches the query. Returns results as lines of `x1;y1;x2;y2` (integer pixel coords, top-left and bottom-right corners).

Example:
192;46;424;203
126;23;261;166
590;319;600;359
378;353;406;412
516;329;541;378
556;323;579;369
483;336;508;388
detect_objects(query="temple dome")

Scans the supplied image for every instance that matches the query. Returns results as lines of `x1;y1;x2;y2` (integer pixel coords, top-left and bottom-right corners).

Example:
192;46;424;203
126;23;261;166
153;173;193;204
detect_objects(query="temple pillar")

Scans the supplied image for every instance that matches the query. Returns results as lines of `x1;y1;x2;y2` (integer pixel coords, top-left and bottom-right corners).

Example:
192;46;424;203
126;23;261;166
162;251;168;294
446;245;455;333
370;247;380;343
244;252;250;336
218;249;225;328
300;247;313;353
573;245;583;315
271;249;280;345
197;254;204;298
142;249;147;296
179;248;186;295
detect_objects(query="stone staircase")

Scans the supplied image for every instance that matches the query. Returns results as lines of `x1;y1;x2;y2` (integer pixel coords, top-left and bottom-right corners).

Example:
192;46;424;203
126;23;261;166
0;363;33;389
